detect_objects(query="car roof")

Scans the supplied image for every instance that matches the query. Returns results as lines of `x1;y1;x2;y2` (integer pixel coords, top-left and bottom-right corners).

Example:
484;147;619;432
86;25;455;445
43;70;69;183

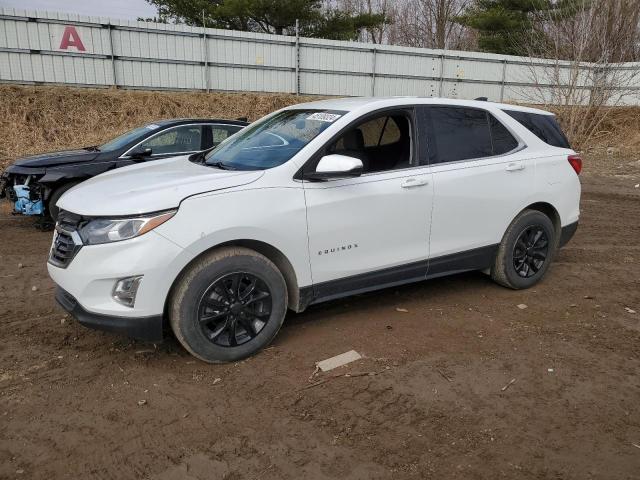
153;118;249;126
286;97;555;116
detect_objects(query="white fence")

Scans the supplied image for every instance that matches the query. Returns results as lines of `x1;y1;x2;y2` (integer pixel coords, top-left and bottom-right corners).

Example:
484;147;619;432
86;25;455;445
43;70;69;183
1;7;639;104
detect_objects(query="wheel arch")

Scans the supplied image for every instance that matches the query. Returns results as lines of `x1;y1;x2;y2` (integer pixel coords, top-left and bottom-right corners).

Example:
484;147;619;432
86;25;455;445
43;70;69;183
520;201;562;245
41;177;86;202
165;239;302;316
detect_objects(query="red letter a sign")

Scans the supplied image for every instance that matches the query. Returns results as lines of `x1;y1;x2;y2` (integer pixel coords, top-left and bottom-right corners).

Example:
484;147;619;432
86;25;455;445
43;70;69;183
59;26;86;51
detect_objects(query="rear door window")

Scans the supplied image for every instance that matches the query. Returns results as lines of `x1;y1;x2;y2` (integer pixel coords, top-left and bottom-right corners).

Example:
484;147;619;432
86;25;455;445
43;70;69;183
428;107;493;163
503;110;570;148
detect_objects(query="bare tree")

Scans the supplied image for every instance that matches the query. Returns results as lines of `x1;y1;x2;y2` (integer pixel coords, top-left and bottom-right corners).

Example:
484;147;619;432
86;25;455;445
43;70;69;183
387;0;473;50
519;0;640;148
332;0;473;49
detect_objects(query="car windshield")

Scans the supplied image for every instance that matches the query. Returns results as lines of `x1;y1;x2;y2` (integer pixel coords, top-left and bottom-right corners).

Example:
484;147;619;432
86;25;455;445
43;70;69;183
205;109;346;170
99;124;163;152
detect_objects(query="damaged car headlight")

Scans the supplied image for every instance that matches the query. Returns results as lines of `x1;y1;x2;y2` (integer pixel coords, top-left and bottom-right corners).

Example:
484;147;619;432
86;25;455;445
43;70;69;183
79;210;176;245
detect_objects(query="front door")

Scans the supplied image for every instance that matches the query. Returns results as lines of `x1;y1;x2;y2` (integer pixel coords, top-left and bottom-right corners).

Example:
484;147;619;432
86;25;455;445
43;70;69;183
303;109;434;301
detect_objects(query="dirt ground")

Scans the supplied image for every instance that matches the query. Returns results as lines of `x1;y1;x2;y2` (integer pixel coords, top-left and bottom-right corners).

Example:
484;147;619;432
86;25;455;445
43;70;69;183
1;168;639;479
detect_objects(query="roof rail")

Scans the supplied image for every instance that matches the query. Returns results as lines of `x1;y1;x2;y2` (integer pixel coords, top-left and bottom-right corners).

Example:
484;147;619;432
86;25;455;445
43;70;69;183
475;97;489;101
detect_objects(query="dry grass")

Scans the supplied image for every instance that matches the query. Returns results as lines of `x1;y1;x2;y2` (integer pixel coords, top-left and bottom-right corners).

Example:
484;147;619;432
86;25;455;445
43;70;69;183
544;105;640;152
0;85;638;177
0;85;319;167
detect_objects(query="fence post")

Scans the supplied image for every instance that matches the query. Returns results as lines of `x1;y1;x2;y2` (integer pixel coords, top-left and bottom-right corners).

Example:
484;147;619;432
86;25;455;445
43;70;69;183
500;59;507;102
202;10;210;93
371;48;377;96
438;52;445;97
107;22;117;87
295;19;300;95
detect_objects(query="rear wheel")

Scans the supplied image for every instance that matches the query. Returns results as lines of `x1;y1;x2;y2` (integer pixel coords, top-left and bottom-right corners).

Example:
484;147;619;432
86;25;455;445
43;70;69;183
48;182;80;222
169;247;288;363
491;209;556;289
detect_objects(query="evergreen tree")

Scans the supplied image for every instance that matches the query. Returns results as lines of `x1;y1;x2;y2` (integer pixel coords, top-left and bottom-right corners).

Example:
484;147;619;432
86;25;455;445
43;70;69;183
146;0;387;40
455;0;552;55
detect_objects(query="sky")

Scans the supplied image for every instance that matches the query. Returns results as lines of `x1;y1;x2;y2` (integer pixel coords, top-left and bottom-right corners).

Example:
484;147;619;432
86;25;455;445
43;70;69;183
0;0;158;20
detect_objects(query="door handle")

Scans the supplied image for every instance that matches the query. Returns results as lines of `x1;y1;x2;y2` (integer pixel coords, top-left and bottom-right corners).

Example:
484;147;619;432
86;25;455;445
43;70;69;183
505;162;525;172
401;178;429;188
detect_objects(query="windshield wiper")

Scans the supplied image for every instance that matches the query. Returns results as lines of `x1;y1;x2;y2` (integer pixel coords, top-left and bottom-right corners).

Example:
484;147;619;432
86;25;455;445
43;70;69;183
83;145;100;152
208;161;236;170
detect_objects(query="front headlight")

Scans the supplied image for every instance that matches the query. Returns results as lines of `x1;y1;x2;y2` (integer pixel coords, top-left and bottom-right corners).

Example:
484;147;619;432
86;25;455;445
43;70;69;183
79;210;176;245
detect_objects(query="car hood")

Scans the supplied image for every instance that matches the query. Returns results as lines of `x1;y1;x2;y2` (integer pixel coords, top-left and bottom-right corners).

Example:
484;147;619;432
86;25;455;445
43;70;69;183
57;155;264;216
12;149;100;168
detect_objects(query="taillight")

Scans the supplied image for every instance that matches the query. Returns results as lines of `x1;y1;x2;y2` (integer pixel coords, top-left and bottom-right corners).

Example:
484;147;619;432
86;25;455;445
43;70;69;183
568;154;582;175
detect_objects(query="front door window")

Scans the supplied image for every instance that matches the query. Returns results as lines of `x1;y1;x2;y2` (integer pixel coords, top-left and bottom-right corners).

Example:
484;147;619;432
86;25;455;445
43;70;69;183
139;126;203;155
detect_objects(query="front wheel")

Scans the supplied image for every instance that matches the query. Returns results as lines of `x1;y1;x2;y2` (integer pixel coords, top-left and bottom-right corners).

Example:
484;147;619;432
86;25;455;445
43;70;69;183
169;247;288;363
48;182;80;222
491;209;556;289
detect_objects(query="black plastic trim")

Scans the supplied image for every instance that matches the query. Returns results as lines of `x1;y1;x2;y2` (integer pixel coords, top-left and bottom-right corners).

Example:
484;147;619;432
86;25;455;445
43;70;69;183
311;259;428;306
55;287;163;342
299;244;498;310
427;244;498;278
559;221;578;248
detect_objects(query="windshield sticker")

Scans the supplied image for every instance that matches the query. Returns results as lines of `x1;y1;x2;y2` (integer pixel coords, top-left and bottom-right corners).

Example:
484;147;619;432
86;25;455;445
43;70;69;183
145;124;161;130
306;112;342;123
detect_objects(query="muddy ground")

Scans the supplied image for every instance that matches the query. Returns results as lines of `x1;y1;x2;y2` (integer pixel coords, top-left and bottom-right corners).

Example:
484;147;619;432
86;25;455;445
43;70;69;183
0;172;639;480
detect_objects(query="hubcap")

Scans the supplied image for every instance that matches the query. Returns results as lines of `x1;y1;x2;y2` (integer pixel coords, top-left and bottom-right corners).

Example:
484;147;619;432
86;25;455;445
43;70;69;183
512;225;549;278
197;272;272;347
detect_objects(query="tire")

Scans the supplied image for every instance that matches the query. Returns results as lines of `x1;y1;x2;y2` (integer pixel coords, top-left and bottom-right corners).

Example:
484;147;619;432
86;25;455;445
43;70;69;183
491;209;556;290
48;182;80;222
169;247;288;363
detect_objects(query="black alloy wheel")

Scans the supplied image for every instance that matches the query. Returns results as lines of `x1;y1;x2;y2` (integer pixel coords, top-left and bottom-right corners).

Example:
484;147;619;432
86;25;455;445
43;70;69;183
512;226;549;278
197;272;272;347
491;209;556;290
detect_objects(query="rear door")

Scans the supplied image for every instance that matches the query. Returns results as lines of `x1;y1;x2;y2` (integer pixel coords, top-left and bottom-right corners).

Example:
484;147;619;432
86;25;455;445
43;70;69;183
421;106;537;273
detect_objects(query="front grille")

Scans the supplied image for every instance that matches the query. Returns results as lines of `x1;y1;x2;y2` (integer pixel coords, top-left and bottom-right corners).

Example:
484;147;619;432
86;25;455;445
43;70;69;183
48;210;83;268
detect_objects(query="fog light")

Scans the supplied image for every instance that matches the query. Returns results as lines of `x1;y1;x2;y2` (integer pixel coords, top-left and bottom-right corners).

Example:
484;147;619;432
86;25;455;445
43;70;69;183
112;276;143;308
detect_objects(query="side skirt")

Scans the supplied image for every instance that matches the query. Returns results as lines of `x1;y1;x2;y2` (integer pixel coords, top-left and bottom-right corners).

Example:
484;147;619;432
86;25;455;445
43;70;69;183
299;244;498;311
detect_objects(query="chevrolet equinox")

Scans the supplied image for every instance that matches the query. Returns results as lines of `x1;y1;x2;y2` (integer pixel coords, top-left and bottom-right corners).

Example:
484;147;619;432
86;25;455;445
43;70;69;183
48;97;581;363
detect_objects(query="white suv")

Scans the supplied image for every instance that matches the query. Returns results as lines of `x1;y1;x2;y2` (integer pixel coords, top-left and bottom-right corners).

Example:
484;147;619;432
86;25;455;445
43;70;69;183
48;97;581;363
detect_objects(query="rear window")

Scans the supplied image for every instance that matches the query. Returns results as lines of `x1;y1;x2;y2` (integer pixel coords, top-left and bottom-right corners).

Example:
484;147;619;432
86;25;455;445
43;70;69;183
426;107;519;163
489;115;519;155
504;110;570;149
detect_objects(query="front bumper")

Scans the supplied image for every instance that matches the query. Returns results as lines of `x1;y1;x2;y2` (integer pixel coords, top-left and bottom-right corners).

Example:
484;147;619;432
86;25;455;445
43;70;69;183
1;169;46;215
55;287;163;342
559;221;578;248
47;230;186;317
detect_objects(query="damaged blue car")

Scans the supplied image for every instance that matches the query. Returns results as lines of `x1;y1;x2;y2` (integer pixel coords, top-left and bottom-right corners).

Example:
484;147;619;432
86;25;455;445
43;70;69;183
0;118;248;222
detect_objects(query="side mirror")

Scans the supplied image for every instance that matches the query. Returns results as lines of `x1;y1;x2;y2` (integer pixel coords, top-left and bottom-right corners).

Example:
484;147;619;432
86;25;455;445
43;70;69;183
305;154;363;181
130;147;152;159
